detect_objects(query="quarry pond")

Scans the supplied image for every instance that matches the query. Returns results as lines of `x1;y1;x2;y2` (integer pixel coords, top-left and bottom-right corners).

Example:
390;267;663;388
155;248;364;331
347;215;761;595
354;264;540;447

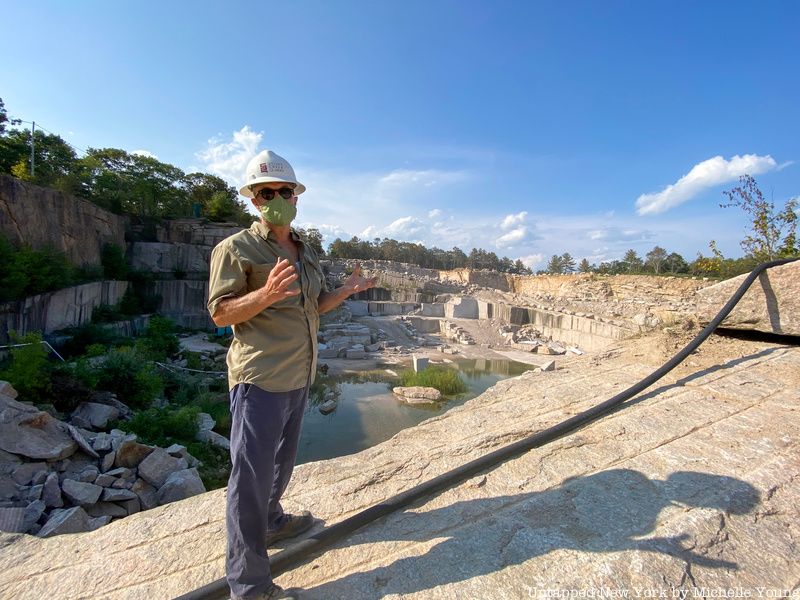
295;358;534;465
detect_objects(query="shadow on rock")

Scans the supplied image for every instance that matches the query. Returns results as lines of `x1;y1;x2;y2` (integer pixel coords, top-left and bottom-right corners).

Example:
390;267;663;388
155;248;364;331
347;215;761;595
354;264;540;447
301;469;759;599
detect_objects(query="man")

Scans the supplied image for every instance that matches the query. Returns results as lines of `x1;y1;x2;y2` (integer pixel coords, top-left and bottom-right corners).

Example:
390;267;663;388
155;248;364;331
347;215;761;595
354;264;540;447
207;150;378;600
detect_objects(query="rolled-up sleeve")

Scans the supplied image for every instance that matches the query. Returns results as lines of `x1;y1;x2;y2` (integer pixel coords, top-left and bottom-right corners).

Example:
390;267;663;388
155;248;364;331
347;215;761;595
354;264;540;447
207;242;247;318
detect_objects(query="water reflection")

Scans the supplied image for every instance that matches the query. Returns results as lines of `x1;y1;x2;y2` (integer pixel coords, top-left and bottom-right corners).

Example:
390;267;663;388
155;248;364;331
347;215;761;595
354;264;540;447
296;359;533;465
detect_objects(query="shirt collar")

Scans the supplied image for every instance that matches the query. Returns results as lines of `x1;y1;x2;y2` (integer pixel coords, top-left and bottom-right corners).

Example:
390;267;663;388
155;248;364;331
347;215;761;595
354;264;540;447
252;220;306;250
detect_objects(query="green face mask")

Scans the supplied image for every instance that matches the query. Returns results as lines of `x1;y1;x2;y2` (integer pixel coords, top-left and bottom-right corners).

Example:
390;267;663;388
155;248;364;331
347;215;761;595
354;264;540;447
259;197;297;226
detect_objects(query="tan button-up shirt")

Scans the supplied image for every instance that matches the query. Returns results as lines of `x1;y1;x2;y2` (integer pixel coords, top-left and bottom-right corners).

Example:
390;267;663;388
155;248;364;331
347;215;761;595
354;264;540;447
207;221;327;393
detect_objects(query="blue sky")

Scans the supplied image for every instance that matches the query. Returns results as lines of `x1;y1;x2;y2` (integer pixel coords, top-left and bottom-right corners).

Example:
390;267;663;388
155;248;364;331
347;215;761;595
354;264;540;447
2;1;798;268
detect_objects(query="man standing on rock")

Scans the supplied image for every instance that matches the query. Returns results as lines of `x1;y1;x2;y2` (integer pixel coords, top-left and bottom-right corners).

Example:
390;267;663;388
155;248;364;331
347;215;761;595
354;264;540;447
207;150;377;600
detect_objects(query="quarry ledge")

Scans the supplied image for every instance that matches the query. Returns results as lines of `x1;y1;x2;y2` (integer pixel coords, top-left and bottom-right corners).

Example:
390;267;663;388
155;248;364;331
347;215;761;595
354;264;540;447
0;330;797;599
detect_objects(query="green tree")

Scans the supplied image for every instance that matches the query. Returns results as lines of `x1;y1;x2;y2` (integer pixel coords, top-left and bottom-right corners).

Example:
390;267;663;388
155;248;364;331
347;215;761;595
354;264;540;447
560;252;576;273
578;258;591;273
622;249;642;273
295;227;324;256
645;246;668;274
664;252;689;274
0;97;21;134
546;254;564;274
721;174;798;261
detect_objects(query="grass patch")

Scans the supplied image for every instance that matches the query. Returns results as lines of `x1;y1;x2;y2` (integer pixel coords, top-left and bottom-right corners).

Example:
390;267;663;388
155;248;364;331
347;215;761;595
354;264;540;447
398;366;467;395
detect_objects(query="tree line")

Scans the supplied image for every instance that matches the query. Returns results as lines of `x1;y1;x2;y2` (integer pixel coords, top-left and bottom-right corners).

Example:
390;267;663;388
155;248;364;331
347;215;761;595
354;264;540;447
327;236;533;274
0;98;253;225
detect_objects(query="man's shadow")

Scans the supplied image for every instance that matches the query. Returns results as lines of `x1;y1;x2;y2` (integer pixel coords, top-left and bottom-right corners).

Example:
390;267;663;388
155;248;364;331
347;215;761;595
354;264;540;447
300;469;759;598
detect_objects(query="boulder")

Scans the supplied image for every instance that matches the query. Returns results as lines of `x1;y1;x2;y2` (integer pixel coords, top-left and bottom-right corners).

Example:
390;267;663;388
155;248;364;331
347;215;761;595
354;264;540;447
696;261;800;335
100;451;116;473
131;478;159;510
0;398;77;461
70;402;120;430
0;381;19;399
86;502;127;518
195;429;230;450
42;473;63;508
61;479;102;506
0;507;32;533
114;441;154;469
11;462;47;486
156;468;206;505
319;399;338;415
37;507;90;537
121;497;140;515
92;432;112;453
101;488;137;502
392;386;442;403
196;413;215;432
137;448;187;489
77;466;100;483
88;515;112;531
94;474;116;487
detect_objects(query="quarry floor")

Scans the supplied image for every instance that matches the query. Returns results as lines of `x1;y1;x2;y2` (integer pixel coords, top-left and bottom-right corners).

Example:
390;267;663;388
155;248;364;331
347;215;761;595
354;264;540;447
322;315;579;377
1;325;797;599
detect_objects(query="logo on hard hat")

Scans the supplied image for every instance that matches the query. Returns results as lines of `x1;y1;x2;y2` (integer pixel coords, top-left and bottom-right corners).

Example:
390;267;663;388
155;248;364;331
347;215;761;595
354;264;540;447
258;162;285;174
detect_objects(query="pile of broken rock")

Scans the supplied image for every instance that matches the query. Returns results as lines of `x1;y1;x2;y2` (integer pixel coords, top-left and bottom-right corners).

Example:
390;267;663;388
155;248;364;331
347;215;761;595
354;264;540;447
0;381;206;538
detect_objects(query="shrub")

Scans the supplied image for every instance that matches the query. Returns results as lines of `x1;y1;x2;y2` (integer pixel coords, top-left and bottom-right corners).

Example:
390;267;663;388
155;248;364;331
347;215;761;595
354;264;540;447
398;366;467;396
59;322;122;358
0;236;77;302
101;243;129;280
135;315;179;361
184;351;203;370
123;404;200;447
187;441;231;490
0;332;52;403
94;347;163;409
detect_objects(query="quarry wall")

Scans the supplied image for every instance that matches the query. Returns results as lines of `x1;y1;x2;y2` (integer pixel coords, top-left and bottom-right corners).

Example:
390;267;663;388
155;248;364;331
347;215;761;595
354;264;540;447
0;175;127;267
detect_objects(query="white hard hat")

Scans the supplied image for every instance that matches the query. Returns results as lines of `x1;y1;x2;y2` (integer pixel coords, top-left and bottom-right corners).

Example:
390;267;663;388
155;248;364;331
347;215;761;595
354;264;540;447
239;150;306;197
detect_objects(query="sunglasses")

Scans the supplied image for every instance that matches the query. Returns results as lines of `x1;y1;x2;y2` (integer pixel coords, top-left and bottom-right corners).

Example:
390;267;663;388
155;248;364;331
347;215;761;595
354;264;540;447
256;187;295;201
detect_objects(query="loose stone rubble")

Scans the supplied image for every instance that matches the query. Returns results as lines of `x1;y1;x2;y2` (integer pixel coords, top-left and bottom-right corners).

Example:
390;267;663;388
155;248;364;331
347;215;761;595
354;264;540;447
0;383;208;538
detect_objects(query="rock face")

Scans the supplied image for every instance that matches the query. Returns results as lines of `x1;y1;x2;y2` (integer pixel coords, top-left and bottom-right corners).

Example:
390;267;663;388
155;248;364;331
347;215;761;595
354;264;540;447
696;261;800;335
0;332;796;599
0;174;127;268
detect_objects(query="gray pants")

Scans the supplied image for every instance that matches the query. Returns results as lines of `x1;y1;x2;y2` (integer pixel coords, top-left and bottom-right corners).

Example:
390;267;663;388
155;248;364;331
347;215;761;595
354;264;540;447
226;383;308;598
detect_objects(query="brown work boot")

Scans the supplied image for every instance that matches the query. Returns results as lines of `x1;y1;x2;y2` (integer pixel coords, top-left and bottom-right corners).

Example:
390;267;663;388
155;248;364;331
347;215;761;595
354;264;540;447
265;511;314;546
231;583;300;599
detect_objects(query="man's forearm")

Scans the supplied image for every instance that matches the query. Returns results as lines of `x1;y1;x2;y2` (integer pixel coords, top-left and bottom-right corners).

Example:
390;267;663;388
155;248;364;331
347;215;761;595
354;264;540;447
317;286;353;314
212;288;275;327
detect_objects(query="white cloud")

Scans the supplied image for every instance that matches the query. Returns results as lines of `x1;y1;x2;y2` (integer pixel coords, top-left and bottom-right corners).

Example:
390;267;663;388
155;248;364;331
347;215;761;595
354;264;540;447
501;211;527;229
635;154;778;215
518;254;544;269
496;226;530;248
378;169;468;188
428;208;443;219
385;216;427;236
131;149;158;159
196;126;263;190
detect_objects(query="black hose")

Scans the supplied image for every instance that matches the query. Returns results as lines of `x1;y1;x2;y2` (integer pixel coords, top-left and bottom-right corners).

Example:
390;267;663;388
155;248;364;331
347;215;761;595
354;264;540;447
176;258;797;600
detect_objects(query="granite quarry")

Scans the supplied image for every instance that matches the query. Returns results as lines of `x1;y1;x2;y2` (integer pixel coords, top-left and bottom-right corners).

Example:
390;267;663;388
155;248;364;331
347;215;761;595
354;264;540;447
0;178;798;597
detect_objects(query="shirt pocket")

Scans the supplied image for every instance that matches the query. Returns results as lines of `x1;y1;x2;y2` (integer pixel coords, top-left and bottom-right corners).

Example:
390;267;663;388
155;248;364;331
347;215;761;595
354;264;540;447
249;261;302;307
248;262;275;293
